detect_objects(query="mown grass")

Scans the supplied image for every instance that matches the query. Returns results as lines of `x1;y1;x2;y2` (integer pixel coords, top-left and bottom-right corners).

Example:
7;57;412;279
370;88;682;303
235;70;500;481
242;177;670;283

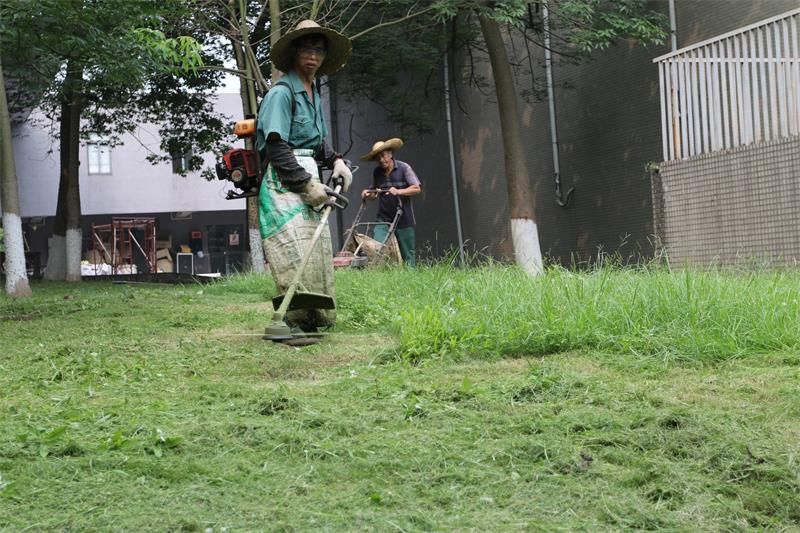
1;264;799;531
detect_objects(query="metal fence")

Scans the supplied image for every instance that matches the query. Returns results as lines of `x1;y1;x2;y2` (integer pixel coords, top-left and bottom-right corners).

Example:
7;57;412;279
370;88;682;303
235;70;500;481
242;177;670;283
653;136;800;266
654;8;800;162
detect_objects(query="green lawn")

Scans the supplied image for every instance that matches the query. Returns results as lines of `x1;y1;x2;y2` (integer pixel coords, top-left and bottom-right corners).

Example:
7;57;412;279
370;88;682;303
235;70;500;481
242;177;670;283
1;266;799;530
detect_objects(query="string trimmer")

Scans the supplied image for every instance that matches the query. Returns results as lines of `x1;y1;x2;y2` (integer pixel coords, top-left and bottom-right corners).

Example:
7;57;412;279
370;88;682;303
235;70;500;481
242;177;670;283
263;183;349;345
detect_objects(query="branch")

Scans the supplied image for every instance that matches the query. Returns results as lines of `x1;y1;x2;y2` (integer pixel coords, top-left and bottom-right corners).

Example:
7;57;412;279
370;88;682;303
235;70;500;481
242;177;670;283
198;64;256;81
244;42;269;93
341;0;368;34
349;4;437;40
310;0;324;20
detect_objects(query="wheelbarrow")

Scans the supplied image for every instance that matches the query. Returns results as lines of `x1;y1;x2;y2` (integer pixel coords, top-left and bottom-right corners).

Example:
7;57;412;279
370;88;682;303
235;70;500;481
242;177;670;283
334;189;403;268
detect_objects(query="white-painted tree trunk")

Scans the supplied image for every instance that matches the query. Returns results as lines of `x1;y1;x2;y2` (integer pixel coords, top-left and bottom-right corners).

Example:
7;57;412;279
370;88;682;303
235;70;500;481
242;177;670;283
249;228;267;271
2;213;32;297
65;227;82;281
45;235;66;280
511;218;543;276
0;56;32;297
480;17;545;277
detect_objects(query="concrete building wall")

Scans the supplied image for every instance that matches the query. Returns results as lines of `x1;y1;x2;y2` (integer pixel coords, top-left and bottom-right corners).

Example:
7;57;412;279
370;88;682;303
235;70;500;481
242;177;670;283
650;0;800;266
9;92;249;271
674;0;797;47
13;93;245;217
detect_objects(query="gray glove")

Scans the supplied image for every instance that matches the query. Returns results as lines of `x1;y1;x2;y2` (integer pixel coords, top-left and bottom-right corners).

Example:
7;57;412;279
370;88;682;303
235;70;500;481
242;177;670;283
299;180;331;209
331;158;352;192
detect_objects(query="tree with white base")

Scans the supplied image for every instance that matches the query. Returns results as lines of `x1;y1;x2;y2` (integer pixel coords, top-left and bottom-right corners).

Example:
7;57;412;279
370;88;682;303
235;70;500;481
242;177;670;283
0;57;32;297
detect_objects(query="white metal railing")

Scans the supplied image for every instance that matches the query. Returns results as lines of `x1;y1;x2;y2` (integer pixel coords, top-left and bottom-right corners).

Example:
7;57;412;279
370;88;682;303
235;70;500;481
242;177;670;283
654;8;800;161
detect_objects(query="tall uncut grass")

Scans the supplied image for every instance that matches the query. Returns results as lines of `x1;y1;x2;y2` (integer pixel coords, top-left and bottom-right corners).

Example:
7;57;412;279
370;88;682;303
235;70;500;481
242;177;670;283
335;262;800;362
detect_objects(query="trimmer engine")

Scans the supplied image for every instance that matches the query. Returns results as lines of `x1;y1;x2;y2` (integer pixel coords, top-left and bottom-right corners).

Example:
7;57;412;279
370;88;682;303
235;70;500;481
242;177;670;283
215;118;261;200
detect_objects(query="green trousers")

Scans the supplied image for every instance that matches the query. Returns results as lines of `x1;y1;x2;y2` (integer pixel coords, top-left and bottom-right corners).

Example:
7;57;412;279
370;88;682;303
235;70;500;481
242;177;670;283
373;225;416;267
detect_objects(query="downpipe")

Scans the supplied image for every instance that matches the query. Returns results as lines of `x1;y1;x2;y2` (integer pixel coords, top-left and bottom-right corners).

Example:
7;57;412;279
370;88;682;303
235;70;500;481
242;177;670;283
542;0;574;207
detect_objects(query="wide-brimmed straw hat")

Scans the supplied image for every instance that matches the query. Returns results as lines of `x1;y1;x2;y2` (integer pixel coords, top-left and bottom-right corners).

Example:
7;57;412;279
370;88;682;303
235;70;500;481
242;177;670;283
360;138;404;161
270;20;352;77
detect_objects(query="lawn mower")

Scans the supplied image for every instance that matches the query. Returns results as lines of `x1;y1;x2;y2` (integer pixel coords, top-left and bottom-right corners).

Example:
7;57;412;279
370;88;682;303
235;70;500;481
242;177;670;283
333;189;403;268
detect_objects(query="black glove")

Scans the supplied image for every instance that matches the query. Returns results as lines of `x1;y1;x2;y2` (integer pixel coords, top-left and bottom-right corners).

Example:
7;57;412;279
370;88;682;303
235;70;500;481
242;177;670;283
264;136;312;193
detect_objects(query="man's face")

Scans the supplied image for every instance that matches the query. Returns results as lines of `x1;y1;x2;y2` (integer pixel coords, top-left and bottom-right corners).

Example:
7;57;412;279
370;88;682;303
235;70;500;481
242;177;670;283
293;36;327;76
378;150;394;171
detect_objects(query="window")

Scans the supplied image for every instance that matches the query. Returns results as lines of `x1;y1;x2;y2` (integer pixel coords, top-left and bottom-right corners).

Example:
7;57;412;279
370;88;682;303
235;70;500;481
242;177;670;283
171;149;193;174
87;135;111;174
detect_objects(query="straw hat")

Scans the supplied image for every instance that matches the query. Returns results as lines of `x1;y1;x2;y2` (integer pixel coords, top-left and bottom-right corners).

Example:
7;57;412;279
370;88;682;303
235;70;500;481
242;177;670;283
359;138;404;161
270;20;352;77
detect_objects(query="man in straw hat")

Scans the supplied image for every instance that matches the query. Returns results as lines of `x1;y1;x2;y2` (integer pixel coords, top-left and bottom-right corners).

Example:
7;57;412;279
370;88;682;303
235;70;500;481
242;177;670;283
360;138;422;267
256;19;352;332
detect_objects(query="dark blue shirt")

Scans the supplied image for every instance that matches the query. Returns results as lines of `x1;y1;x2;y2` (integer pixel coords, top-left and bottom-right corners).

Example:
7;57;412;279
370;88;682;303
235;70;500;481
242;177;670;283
372;160;421;229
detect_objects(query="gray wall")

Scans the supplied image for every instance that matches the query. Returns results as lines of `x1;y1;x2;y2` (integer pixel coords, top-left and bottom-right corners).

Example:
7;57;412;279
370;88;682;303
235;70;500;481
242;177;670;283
330;0;798;266
329;84;461;260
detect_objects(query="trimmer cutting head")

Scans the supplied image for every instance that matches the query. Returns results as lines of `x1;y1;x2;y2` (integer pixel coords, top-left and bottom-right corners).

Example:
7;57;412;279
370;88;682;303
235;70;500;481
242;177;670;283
263;320;293;341
262;319;326;345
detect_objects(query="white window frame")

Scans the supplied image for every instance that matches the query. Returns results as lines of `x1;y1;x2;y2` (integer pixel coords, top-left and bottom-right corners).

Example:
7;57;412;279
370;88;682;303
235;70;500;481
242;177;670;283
87;134;111;174
171;148;193;174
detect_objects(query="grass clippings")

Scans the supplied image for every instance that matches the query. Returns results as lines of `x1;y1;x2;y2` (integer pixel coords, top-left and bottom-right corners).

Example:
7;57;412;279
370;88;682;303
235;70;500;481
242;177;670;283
1;266;799;530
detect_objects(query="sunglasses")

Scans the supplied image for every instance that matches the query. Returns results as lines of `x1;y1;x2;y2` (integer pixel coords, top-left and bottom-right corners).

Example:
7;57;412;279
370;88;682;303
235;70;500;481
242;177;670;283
297;46;327;57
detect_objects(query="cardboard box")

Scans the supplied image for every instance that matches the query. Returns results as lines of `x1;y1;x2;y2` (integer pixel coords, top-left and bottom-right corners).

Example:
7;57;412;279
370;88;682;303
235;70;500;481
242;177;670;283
157;258;174;273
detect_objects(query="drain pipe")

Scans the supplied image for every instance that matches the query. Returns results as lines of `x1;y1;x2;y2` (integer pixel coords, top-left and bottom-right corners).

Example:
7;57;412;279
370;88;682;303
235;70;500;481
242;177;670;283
327;78;345;251
543;0;574;207
443;24;466;266
668;0;678;51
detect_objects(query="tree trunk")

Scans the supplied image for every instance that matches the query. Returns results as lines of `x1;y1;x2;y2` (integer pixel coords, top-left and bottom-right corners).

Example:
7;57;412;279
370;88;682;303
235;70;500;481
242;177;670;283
479;16;543;276
62;62;84;282
45;62;84;281
0;57;32;297
246;198;264;271
230;0;266;273
231;42;267;273
269;0;282;82
44;147;68;280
